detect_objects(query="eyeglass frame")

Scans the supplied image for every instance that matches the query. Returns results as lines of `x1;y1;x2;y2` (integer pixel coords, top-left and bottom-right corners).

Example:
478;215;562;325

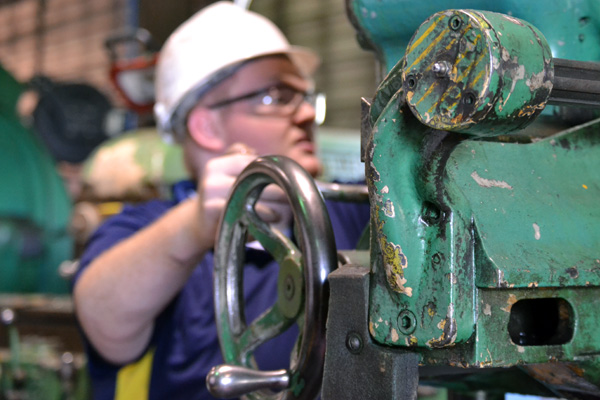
205;82;321;118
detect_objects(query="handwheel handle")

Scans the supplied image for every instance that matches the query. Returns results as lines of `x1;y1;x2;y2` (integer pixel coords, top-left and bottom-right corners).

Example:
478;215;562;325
206;364;290;398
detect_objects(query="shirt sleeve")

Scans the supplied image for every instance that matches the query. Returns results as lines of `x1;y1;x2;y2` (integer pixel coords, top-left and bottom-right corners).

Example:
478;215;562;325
72;199;175;287
326;199;371;250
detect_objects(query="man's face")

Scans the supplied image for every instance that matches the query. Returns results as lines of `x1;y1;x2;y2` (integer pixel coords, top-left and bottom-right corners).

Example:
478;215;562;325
206;56;322;177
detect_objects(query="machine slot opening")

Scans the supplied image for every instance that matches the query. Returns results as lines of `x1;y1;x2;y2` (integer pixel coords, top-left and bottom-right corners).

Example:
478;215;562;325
507;298;574;346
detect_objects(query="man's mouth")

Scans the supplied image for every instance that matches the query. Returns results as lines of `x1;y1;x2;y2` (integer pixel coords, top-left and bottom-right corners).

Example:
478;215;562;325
295;138;315;153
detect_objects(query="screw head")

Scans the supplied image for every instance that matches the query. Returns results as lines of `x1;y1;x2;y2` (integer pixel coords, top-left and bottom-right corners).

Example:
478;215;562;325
406;74;417;90
284;275;295;300
346;332;363;354
449;15;463;31
463;92;476;105
397;310;417;335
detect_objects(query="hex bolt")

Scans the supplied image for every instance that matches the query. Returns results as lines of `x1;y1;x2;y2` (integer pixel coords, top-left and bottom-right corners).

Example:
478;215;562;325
345;331;363;354
432;61;451;78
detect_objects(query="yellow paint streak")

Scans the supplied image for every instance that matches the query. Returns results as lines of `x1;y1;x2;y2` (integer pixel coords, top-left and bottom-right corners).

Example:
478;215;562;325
427;38;486;116
414;81;438;106
457;48;488;82
583;184;588;189
407;15;445;55
469;66;487;88
407;27;450;72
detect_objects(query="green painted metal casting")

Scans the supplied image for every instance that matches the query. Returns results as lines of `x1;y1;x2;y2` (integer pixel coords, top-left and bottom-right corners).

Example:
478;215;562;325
361;5;600;391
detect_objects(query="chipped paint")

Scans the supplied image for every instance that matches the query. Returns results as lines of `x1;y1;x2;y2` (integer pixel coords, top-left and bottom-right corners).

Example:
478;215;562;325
483;303;492;316
383;199;395;217
437;319;446;330
391;328;399;342
501;294;518;312
526;70;552;91
369;320;375;336
500;63;525;109
447;273;458;284
381;185;389;194
376;216;412;296
404;335;418;347
566;266;579;279
533;223;541;240
426;305;458;348
471;171;513;190
517;345;525;353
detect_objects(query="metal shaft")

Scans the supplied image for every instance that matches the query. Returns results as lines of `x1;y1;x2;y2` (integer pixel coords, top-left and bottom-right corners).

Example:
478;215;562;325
549;58;600;108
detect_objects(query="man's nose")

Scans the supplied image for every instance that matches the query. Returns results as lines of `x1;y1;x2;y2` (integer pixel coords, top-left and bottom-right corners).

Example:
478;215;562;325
292;98;317;126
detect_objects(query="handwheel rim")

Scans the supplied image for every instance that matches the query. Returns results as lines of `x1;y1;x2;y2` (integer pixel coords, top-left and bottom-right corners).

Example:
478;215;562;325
213;156;337;400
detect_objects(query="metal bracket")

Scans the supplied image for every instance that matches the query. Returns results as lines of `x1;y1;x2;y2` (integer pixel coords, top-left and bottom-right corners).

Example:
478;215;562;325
321;264;419;399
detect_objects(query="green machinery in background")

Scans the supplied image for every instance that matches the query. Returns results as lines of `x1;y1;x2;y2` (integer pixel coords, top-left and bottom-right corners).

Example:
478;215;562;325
0;65;91;399
206;0;600;399
0;66;72;295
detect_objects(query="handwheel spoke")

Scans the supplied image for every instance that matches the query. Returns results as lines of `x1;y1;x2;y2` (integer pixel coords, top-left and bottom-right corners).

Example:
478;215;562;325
245;208;300;264
237;304;295;364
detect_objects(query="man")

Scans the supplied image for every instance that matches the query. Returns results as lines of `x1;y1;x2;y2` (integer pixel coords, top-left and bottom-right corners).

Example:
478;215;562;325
73;2;369;399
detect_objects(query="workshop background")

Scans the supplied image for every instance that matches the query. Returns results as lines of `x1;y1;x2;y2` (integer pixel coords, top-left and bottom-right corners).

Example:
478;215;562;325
0;1;376;398
0;0;377;128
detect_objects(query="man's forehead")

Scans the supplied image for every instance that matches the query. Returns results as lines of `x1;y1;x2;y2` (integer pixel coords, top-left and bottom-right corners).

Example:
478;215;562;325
231;56;309;90
199;55;310;104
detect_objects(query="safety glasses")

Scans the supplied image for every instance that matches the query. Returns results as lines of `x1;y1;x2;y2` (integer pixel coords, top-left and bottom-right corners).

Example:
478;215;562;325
206;82;326;123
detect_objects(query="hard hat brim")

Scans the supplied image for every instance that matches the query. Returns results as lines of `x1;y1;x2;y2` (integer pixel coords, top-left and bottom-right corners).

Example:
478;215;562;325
165;46;320;141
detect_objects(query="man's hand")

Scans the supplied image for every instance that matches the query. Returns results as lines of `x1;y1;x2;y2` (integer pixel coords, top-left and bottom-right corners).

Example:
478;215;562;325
199;144;291;247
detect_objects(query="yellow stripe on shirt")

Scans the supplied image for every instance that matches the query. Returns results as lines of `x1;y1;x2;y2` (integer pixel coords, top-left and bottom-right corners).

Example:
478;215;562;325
115;348;155;400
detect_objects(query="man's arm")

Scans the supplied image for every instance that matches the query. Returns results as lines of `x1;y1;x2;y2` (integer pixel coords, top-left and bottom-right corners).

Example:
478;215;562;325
73;150;287;365
73;198;209;364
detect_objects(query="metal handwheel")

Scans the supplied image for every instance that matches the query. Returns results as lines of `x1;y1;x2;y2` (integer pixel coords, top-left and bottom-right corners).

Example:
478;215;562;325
206;156;337;400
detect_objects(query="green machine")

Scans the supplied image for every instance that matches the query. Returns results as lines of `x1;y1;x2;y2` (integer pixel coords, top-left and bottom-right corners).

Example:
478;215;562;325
0;65;91;399
205;0;600;399
0;66;73;295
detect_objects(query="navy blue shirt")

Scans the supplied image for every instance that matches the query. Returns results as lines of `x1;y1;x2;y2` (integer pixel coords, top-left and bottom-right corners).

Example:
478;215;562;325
74;183;369;400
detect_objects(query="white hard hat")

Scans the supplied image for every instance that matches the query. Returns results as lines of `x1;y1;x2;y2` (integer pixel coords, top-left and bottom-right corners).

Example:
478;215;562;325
154;1;320;142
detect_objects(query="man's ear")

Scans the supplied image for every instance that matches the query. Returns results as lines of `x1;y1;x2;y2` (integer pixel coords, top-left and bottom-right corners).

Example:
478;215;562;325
186;106;226;152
